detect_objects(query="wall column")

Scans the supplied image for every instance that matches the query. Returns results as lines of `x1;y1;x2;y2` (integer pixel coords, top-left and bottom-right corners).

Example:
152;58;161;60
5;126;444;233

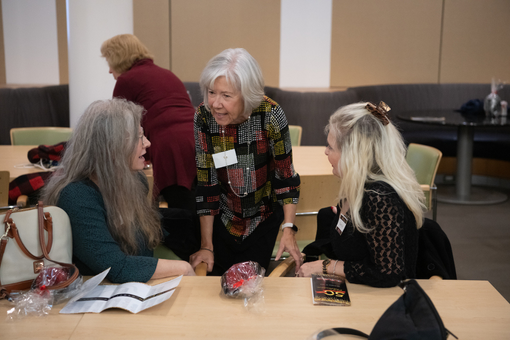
67;0;133;127
279;0;332;88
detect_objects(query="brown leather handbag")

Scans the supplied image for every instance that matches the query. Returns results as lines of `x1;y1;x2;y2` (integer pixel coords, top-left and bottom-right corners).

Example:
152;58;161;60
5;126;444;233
0;202;79;298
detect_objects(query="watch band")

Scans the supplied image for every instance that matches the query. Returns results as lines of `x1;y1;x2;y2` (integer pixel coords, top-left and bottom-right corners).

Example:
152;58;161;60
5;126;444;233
322;259;331;275
281;223;298;232
281;222;293;230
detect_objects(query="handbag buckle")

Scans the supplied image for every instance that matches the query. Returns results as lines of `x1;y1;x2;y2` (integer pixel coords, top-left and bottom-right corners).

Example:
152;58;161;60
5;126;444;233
33;260;44;274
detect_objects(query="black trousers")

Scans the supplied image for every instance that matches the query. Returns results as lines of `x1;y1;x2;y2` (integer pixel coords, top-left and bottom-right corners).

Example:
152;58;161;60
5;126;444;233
160;180;196;214
210;208;284;276
160;208;200;261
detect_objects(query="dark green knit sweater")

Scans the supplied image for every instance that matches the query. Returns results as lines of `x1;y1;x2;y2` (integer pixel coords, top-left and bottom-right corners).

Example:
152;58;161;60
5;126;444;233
57;179;158;283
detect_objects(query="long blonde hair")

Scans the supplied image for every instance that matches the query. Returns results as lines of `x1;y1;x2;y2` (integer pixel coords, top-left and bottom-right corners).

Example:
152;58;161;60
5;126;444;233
42;98;161;254
327;102;425;232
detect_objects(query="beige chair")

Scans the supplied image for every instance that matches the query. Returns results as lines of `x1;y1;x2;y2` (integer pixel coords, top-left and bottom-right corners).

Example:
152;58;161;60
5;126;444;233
405;143;442;221
0;171;9;209
288;125;302;146
268;253;306;277
10;127;73;145
0;171;28;210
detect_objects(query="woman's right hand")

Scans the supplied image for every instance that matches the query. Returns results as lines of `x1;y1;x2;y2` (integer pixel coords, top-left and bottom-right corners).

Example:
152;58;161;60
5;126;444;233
190;248;214;273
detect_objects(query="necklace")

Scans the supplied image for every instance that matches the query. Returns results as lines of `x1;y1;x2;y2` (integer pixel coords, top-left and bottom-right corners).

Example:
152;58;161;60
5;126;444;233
221;116;251;198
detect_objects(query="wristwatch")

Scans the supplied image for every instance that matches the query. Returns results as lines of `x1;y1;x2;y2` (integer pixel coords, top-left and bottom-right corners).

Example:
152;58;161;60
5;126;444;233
322;259;331;275
281;223;298;233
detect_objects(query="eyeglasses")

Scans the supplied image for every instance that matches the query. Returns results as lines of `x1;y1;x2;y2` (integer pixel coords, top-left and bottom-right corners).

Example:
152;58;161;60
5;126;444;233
138;128;148;146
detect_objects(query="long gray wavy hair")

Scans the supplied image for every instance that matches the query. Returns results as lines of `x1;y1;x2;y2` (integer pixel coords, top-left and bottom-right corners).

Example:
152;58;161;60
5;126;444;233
42;98;161;254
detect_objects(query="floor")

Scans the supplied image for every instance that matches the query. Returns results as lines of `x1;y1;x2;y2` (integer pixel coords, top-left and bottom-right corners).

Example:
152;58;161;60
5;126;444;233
435;185;510;303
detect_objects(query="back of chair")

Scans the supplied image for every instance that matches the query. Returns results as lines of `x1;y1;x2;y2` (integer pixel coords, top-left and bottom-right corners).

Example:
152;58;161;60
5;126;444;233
10;127;73;145
406;143;442;187
406;143;442;210
288;125;302;146
0;171;9;207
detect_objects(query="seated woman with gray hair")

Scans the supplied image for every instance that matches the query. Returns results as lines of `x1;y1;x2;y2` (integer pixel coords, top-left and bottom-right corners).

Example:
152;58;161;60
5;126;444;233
190;48;302;275
42;98;195;283
298;102;425;287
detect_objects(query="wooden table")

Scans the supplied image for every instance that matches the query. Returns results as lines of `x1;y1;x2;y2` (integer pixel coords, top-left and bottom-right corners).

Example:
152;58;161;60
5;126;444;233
1;277;509;339
0;145;40;180
0;145;339;238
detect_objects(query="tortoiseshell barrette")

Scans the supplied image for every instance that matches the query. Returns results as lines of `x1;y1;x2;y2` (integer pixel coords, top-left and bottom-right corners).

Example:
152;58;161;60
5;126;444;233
365;101;391;126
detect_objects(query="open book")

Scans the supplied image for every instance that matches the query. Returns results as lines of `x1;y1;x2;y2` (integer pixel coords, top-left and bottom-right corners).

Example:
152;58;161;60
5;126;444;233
60;268;182;314
311;274;351;306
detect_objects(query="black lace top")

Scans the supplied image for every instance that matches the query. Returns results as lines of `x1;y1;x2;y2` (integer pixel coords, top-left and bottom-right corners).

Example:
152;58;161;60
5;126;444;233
304;181;419;287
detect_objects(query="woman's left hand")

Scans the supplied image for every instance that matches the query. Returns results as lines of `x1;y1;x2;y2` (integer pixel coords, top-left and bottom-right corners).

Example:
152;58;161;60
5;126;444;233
296;260;323;277
275;228;303;272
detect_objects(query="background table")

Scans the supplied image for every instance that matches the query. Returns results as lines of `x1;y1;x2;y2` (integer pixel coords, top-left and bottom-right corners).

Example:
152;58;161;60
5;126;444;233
1;277;509;339
0;145;340;240
281;146;340;241
398;110;509;204
0;145;41;180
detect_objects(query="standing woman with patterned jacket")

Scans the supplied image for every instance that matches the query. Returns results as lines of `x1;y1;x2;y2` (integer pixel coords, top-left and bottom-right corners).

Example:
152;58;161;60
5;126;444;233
189;48;302;275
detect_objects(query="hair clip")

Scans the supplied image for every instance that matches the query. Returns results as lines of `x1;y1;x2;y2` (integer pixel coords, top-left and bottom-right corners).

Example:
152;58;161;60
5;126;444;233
365;101;391;126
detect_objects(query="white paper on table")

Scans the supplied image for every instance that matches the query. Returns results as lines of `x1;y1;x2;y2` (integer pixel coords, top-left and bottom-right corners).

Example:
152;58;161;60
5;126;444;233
60;274;182;314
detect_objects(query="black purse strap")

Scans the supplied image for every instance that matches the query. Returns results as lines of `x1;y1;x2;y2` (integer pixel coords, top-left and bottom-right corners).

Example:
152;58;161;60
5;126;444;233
316;327;369;339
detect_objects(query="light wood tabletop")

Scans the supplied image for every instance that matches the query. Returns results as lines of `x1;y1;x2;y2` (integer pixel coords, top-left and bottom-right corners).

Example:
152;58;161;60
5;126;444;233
0;145;41;180
0;145;338;238
1;277;509;339
0;145;336;178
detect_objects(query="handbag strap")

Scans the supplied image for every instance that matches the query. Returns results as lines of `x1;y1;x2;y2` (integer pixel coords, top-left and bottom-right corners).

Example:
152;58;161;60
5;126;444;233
38;203;54;256
0;238;8;288
37;202;80;290
0;203;80;297
1;205;53;260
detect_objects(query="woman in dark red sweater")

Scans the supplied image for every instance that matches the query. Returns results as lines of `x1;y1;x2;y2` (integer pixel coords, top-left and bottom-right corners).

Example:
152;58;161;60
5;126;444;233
101;34;196;212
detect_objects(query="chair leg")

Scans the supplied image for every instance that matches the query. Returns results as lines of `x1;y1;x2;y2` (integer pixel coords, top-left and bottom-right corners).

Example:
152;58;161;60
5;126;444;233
431;184;438;221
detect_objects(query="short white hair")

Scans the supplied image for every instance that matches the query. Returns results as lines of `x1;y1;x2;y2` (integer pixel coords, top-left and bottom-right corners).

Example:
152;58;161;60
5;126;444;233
199;48;264;115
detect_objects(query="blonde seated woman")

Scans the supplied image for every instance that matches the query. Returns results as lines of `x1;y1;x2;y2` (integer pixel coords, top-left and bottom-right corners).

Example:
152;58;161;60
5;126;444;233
42;98;195;283
298;102;426;288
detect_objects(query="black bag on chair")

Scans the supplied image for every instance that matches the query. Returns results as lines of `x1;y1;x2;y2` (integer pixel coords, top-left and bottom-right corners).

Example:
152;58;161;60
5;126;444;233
314;279;457;340
416;218;457;280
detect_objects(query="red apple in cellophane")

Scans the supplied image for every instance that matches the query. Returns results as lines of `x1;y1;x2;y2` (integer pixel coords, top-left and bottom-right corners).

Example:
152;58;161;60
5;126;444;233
32;267;70;290
221;261;265;298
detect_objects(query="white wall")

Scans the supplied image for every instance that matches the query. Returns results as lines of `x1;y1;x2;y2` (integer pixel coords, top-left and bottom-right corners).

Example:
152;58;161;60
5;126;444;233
279;0;332;88
67;0;133;127
2;0;334;89
2;0;59;84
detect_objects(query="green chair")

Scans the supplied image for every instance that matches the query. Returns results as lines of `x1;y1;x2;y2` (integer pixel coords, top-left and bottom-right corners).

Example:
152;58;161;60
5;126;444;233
288;125;302;146
154;243;182;260
154;244;208;275
405;143;442;221
10;127;73;145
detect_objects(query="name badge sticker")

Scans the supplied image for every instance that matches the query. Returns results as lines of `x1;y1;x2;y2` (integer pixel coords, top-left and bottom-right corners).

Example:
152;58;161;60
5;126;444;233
335;214;348;234
212;149;238;169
